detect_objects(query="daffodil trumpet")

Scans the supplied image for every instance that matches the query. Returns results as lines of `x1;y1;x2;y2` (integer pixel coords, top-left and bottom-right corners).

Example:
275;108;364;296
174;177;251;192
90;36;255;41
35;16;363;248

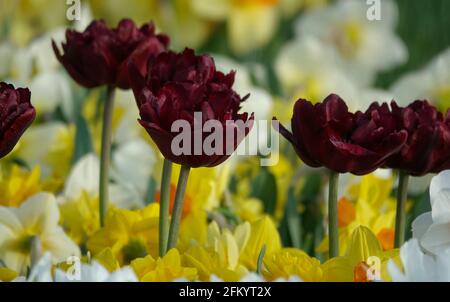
167;165;191;250
159;159;173;256
394;170;409;248
328;170;339;258
99;86;115;227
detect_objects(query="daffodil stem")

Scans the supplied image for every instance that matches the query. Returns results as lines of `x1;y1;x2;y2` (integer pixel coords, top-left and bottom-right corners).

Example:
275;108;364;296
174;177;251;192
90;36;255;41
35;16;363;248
328;170;339;258
99;86;115;227
395;170;409;248
167;165;191;250
159;159;173;257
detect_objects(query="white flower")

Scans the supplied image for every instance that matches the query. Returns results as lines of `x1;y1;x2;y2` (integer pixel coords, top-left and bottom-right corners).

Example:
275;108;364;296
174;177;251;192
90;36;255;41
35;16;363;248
15;122;73;178
411;170;450;255
295;0;407;86
275;36;360;110
387;239;450;282
14;253;138;282
214;55;273;157
60;150;155;209
387;239;435;282
54;261;138;282
391;48;450;107
0;193;80;274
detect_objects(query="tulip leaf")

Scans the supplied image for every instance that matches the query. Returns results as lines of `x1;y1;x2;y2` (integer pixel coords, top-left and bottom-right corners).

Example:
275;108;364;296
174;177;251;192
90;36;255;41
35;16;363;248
279;186;302;248
251;167;277;215
71;114;93;165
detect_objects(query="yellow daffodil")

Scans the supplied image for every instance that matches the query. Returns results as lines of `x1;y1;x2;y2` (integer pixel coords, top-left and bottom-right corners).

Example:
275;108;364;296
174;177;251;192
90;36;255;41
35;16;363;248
86;204;160;265
131;249;197;282
322;226;397;282
2;0;67;46
191;0;280;55
263;248;323;281
0;267;18;282
240;216;282;270
93;248;121;273
280;0;327;17
178;211;209;252
318;173;397;256
0;165;57;207
233;197;264;223
183;221;250;281
59;191;101;247
269;153;295;220
0;193;80;275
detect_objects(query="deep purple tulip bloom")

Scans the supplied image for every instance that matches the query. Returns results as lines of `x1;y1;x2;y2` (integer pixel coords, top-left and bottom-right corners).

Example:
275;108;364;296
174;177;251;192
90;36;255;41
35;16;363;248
53;19;169;89
131;49;254;168
274;94;408;175
386;100;450;176
0;82;36;158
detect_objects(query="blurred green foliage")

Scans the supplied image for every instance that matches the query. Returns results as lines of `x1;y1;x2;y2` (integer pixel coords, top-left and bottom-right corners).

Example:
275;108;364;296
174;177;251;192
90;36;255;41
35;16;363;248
377;0;450;88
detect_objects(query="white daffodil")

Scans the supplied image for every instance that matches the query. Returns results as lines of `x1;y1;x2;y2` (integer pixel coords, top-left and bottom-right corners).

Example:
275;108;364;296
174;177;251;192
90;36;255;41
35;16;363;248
0;193;80;275
295;0;407;86
387;239;450;282
391;48;450;109
14;122;74;179
387;239;436;282
411;170;450;255
54;261;138;282
14;252;138;282
60;150;155;209
275;36;360;110
214;55;273;157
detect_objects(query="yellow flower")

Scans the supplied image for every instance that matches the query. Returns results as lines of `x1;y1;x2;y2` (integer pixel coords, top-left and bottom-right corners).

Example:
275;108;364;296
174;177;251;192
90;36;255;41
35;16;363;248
154;164;228;219
263;248;323;281
191;0;280;55
183;221;250;281
0;267;18;282
15;122;75;181
178;211;209;252
131;249;197;282
94;248;121;273
318;173;397;256
0;165;57;207
3;0;67;46
322;226;396;282
86;204;160;265
233;197;264;223
240;216;282;270
269;153;295;220
0;193;80;275
59;192;101;247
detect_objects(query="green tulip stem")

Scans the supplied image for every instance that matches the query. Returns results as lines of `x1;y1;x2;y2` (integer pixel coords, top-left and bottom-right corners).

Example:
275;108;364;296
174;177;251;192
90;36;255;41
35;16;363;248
328;170;340;258
395;170;410;248
99;86;115;227
167;165;191;250
159;159;173;256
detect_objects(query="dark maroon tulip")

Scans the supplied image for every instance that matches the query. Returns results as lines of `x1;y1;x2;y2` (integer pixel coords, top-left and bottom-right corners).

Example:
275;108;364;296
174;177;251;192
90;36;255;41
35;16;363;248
385;100;450;176
274;94;408;175
132;49;254;168
0;82;36;159
53;19;169;89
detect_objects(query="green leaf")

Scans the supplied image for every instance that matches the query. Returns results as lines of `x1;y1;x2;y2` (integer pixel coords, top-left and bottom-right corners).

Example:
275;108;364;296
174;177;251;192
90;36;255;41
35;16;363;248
256;244;267;275
251;167;277;215
71;114;93;165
